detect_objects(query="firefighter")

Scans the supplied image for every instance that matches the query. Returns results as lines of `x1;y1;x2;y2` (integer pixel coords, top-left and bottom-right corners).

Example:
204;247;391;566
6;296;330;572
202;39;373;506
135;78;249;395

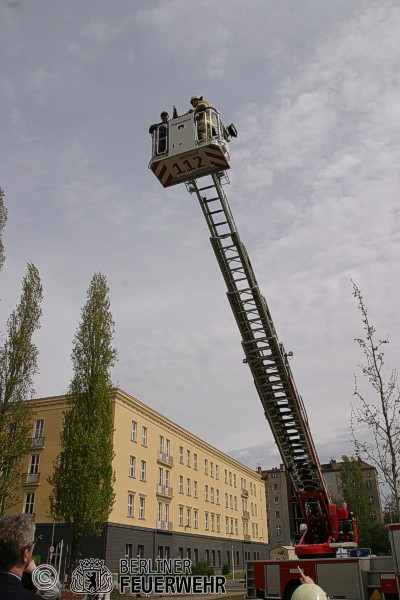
149;110;176;154
188;95;211;141
292;583;330;600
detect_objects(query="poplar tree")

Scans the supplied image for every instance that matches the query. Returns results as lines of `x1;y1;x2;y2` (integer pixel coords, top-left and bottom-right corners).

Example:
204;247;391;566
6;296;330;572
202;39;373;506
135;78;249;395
0;262;43;514
339;456;373;547
49;273;117;570
0;188;7;272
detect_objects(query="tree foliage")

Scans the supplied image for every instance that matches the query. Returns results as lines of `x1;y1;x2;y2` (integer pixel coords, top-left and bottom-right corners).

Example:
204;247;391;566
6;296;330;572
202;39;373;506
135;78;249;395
351;282;400;515
339;455;373;547
49;273;117;570
0;262;43;514
0;188;7;272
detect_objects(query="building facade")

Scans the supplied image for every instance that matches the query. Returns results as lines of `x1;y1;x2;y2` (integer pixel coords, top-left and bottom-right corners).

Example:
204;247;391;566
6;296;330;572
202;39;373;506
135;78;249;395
8;389;268;573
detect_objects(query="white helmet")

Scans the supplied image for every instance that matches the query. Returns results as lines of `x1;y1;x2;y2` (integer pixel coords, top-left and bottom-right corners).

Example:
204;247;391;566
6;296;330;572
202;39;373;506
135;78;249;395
292;584;330;600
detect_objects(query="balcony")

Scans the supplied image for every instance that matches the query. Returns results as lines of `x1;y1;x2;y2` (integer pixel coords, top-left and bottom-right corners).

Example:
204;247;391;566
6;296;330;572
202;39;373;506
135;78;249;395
22;473;41;485
242;510;250;520
156;520;173;531
157;451;173;467
241;488;249;498
31;437;45;449
156;484;173;498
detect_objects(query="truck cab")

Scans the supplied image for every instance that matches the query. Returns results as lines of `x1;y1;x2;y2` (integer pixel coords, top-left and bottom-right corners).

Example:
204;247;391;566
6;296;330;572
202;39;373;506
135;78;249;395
148;107;235;187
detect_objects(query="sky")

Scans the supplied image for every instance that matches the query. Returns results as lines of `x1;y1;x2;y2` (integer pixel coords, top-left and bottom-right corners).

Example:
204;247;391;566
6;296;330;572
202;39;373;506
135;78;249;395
1;0;399;477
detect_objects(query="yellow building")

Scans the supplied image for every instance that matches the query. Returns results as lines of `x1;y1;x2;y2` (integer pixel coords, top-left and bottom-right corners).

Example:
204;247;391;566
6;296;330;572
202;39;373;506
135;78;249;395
9;388;268;571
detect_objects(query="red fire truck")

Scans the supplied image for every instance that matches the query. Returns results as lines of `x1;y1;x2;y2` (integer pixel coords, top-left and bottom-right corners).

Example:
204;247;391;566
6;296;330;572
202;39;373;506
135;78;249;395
149;106;399;600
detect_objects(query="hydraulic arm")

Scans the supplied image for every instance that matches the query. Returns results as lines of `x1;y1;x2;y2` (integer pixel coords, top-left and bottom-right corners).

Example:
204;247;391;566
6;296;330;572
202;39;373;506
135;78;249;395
186;172;356;556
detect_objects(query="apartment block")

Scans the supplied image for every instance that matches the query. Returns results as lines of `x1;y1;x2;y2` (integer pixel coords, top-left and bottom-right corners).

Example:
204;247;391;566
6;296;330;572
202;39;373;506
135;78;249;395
8;388;268;573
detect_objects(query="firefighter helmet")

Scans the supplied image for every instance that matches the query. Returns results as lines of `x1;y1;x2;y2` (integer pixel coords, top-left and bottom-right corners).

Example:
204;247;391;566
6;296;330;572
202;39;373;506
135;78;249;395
292;584;330;600
190;95;200;105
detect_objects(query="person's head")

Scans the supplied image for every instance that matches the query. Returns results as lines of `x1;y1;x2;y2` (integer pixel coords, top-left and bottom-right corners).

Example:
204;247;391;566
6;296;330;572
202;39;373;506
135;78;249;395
292;583;330;600
160;111;169;122
190;96;200;107
0;514;36;573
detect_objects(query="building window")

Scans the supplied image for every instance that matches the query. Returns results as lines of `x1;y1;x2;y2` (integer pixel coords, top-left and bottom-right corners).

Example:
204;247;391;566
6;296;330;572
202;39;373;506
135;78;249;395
205;485;209;501
179;506;183;526
127;493;134;517
186;508;191;527
165;503;170;524
194;549;199;565
125;544;133;559
235;519;238;535
165;438;170;459
129;456;136;478
187;450;191;467
140;460;146;481
230;494;233;509
24;492;35;515
159;435;164;453
137;545;144;558
157;501;162;522
193;453;197;470
141;426;147;447
276;524;281;535
216;489;220;504
230;518;234;534
273;483;278;490
204;459;208;475
225;517;229;534
211;513;215;531
131;421;137;442
179;446;183;464
32;419;44;447
224;469;228;484
194;480;198;498
210;462;213;477
216;515;220;532
139;496;146;519
217;550;221;566
28;455;39;482
194;509;198;529
179;476;184;494
225;493;228;508
215;464;219;480
187;478;191;496
211;487;214;503
234;496;237;510
229;472;232;486
274;496;279;504
205;513;209;530
275;510;280;518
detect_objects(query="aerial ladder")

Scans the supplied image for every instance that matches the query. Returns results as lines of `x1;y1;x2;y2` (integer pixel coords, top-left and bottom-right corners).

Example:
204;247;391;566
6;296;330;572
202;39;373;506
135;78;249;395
148;106;357;558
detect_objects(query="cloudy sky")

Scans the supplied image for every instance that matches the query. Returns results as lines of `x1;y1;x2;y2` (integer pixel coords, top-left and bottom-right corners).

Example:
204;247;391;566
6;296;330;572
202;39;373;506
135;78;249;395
1;0;399;474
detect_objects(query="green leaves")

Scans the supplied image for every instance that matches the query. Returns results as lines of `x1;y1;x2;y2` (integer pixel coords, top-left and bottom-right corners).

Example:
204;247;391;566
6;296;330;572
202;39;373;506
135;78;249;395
49;272;117;569
0;262;43;515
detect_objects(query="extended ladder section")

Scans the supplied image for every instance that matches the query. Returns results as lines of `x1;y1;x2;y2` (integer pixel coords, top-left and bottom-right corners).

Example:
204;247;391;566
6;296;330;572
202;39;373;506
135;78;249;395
186;173;336;554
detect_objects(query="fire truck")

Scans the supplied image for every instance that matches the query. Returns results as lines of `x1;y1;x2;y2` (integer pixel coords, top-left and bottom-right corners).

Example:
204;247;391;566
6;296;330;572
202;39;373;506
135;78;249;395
149;106;400;600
